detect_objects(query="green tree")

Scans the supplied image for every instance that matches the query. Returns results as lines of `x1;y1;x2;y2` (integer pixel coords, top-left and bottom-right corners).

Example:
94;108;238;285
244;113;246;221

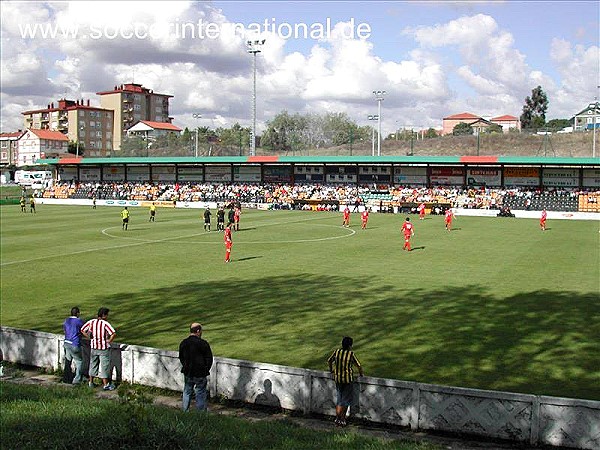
545;118;571;131
67;141;84;156
452;122;473;136
484;123;503;134
424;128;438;138
520;86;548;130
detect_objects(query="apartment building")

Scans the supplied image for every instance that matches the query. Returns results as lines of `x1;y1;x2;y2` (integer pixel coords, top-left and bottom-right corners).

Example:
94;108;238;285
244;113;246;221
22;99;114;157
97;83;173;151
0;131;23;166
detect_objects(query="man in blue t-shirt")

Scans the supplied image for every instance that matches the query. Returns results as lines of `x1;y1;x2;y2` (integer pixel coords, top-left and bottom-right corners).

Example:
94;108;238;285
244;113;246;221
63;307;85;384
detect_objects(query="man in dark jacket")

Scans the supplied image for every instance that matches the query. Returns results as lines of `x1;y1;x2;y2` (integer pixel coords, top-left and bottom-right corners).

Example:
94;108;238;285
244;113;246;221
178;323;213;411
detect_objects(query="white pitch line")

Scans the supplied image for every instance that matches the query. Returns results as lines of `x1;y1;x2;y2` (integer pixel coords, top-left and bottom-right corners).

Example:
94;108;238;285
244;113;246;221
1;213;355;266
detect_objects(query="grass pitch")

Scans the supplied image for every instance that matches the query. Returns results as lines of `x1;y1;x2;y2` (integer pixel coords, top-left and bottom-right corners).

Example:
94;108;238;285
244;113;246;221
1;204;599;400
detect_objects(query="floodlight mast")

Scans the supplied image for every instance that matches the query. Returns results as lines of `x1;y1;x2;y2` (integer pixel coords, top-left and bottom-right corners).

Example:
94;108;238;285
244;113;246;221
247;39;265;157
368;115;379;157
373;90;386;156
192;113;202;157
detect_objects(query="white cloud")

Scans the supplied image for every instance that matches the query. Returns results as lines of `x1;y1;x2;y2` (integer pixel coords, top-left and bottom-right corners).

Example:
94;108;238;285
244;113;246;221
1;3;597;135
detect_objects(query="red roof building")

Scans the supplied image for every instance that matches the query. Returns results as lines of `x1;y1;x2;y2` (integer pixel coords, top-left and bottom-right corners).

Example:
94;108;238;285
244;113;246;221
17;129;70;166
22;98;114;157
443;112;520;135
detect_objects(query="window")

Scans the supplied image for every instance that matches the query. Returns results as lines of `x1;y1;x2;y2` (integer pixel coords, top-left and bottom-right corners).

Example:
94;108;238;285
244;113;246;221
96;131;102;137
134;104;141;111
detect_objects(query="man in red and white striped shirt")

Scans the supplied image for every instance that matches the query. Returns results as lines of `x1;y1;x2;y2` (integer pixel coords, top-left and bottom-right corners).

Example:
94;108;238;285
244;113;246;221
81;307;116;390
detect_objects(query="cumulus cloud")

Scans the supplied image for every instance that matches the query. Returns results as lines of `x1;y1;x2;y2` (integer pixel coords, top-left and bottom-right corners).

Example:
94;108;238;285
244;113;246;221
1;3;597;135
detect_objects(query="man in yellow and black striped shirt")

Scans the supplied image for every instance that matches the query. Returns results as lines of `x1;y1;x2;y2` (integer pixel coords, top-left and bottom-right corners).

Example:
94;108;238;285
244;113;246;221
327;336;363;427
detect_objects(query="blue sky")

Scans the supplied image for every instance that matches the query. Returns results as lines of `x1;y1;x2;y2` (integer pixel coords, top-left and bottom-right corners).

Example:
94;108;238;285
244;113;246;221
1;1;598;133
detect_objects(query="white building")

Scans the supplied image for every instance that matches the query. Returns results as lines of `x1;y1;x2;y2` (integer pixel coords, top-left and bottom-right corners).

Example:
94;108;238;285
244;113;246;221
17;129;69;166
126;120;182;139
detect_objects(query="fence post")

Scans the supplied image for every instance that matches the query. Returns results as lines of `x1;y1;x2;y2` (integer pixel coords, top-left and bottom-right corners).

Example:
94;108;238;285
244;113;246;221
411;384;421;430
530;395;540;446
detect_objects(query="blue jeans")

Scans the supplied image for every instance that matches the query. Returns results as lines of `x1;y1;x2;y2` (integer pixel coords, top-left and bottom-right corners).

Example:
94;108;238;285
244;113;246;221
182;375;208;411
64;343;83;384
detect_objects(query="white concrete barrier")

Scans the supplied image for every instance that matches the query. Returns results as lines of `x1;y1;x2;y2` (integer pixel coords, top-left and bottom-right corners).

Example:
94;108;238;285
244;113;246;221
1;326;598;449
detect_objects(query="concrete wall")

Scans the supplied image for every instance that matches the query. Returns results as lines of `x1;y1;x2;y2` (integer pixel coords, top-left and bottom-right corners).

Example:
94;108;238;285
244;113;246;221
1;326;598;449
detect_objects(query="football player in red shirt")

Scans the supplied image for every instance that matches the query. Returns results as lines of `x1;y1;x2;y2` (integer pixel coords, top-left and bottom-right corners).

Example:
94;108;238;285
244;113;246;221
401;217;414;251
418;202;426;220
342;206;350;228
361;208;369;229
444;208;455;232
234;206;241;231
540;208;547;231
224;221;233;263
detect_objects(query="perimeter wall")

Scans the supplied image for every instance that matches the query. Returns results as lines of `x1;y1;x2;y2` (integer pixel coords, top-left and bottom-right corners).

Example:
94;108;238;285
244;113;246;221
1;326;598;449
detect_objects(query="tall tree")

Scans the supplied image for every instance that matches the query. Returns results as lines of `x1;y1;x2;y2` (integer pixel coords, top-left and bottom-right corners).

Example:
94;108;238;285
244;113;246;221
520;86;548;129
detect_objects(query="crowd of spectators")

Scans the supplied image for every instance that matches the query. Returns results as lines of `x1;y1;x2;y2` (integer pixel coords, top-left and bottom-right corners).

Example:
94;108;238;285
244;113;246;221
40;181;598;211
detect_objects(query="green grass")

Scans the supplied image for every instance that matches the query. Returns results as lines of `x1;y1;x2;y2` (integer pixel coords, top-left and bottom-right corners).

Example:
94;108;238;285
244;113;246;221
1;205;599;400
1;382;435;450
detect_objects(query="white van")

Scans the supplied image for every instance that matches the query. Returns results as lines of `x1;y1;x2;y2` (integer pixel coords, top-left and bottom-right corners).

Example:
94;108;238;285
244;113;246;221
15;170;53;188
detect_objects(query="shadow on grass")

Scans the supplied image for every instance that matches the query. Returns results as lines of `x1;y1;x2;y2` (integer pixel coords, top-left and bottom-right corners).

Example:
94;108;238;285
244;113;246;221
22;275;600;401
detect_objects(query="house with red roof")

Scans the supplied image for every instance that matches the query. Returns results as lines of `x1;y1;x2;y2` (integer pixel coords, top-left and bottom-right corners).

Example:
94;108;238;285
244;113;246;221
442;112;520;135
491;115;521;132
16;129;69;166
126;120;182;140
442;112;489;136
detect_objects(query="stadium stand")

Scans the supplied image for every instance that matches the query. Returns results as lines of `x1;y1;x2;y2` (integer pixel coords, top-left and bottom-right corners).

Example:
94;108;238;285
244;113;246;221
40;182;598;213
579;193;600;212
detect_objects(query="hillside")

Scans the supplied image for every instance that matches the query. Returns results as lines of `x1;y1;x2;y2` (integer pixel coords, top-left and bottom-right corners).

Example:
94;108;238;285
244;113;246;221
267;132;597;158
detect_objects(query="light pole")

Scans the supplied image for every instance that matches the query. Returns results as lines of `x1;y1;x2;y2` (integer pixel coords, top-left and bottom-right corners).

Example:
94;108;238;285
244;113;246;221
192;113;202;157
373;90;386;156
76;124;84;157
368;115;379;156
247;38;265;157
589;101;599;158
